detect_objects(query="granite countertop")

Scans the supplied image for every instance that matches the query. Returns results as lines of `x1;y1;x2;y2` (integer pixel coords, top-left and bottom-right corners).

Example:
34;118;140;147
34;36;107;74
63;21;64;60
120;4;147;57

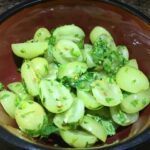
0;0;150;17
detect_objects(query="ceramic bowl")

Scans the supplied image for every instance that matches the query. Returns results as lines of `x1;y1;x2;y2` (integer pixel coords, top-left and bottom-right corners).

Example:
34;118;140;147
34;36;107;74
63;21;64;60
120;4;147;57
0;0;150;149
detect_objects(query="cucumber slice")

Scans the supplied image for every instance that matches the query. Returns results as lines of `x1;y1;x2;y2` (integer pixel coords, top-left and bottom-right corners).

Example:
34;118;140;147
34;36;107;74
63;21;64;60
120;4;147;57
116;66;149;93
92;79;123;106
12;42;48;59
77;90;102;110
21;61;39;96
0;90;18;118
60;130;97;148
120;88;150;113
80;115;107;142
110;105;139;126
39;79;73;113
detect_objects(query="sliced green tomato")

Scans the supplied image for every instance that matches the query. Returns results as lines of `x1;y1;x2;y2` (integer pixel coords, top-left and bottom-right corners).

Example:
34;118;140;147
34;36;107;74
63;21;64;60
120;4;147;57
117;45;129;60
86;107;111;119
126;59;138;69
116;66;149;93
53;98;84;129
11;42;48;59
7;82;33;101
60;130;97;148
86;107;118;136
77;90;102;110
53;115;71;130
53;39;83;64
15;101;46;137
82;44;96;68
53;24;85;45
110;106;139;126
21;61;39;96
34;27;51;41
92;79;123;107
90;26;113;44
0;90;18;118
80;115;107;142
31;57;49;78
44;45;54;63
58;61;88;79
45;63;58;80
62;98;84;123
39;79;73;113
120;88;150;113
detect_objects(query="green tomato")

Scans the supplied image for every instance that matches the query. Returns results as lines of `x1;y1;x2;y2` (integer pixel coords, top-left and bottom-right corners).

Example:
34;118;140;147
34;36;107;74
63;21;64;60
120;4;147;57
15;101;46;137
60;130;97;148
21;61;39;96
126;59;138;69
90;26;113;44
44;44;55;63
110;105;139;126
116;66;149;93
53;39;83;64
0;90;18;118
58;61;88;79
77;90;102;110
31;57;49;78
39;79;73;113
53;98;84;129
117;45;129;60
80;115;107;142
120;88;150;113
8;82;33;101
92;79;123;107
53;24;85;48
86;108;118;136
45;63;58;80
34;27;51;41
82;44;96;68
12;42;48;59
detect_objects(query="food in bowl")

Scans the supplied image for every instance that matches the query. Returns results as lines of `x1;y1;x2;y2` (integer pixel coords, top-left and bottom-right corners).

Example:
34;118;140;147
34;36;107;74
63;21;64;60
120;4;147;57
0;24;150;148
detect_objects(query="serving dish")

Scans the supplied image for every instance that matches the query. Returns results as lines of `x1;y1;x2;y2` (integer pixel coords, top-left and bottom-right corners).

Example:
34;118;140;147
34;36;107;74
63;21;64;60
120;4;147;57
0;0;150;149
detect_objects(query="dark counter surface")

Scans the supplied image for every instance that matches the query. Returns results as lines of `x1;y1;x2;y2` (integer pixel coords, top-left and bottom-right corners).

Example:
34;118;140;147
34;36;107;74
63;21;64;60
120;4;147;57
0;0;150;150
0;0;150;17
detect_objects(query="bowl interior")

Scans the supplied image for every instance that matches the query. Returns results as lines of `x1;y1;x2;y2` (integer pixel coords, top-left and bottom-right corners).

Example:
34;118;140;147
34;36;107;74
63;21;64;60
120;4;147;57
0;0;150;149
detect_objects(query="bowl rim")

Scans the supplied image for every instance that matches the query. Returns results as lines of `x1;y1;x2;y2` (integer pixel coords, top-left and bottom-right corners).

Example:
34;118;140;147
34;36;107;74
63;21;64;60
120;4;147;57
0;0;150;149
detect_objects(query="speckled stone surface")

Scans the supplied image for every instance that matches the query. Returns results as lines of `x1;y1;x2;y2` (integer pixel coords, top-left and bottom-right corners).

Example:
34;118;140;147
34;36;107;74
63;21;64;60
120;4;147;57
0;0;150;17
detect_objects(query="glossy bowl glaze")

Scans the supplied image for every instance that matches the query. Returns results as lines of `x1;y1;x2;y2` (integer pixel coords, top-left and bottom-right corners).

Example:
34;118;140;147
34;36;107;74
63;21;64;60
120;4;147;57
0;0;150;149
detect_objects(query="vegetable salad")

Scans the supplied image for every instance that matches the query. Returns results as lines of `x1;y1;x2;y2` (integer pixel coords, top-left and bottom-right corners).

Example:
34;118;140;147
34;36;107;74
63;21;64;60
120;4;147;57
0;24;150;148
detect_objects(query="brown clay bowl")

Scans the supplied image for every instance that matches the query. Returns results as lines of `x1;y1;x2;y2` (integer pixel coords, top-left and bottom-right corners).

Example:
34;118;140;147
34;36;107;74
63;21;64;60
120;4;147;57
0;0;150;149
